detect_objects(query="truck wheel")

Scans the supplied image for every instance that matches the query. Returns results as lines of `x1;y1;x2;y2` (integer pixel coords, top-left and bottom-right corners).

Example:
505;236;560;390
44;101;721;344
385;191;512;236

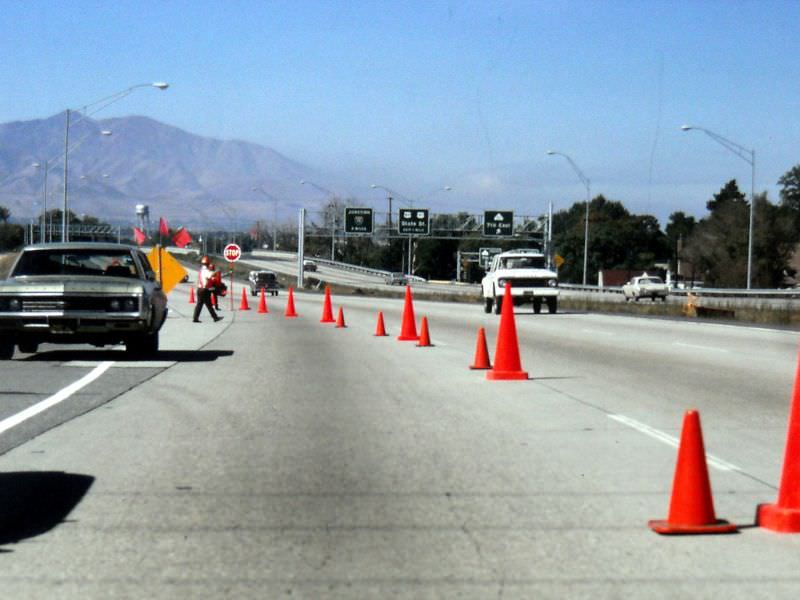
494;297;503;315
484;297;493;313
533;298;542;314
0;339;14;360
547;297;558;314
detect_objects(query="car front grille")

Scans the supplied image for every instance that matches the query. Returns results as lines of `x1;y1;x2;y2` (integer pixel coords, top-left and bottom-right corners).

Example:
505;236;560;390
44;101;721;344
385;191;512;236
503;279;551;288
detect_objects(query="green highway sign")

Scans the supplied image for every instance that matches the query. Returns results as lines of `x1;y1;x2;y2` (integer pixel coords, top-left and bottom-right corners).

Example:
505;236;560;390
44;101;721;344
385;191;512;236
344;207;373;234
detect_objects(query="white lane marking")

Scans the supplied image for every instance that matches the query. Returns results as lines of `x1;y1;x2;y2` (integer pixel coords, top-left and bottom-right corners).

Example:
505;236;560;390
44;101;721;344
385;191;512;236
608;413;741;472
581;328;613;336
673;342;729;353
0;361;114;436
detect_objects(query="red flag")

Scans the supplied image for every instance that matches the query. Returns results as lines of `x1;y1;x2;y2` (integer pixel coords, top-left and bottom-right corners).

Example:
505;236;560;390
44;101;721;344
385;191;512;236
133;227;146;246
158;217;169;237
172;227;192;248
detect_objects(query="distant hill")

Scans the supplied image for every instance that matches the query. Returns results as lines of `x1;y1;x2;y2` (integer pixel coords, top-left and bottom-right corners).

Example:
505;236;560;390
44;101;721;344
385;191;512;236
0;113;339;228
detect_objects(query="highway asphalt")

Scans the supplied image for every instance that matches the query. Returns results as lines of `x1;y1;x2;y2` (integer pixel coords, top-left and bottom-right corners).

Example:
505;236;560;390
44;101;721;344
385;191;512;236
0;278;799;598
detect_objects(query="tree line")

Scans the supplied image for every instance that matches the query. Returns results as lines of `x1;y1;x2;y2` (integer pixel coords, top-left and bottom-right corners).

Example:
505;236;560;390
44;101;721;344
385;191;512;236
4;163;800;288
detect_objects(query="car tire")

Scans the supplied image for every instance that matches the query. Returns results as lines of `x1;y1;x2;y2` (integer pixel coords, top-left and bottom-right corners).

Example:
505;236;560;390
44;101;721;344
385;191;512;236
0;339;14;360
484;297;493;313
547;297;558;314
125;331;159;358
533;298;542;314
17;340;39;354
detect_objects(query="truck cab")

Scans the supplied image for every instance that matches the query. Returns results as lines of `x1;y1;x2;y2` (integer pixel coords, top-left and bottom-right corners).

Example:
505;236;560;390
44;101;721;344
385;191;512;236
481;249;559;314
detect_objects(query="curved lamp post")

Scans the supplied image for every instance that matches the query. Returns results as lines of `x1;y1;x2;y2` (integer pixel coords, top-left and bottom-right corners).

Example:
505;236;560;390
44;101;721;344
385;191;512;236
547;150;591;285
252;186;280;250
681;124;756;289
62;82;169;241
301;179;337;259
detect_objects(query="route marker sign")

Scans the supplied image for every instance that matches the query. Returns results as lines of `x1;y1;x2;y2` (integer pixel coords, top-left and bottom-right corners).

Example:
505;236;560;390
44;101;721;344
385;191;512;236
344;207;373;234
223;243;242;262
398;208;430;235
483;210;514;236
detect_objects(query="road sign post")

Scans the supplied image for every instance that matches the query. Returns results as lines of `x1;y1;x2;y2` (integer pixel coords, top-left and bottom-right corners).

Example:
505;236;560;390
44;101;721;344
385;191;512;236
398;209;429;276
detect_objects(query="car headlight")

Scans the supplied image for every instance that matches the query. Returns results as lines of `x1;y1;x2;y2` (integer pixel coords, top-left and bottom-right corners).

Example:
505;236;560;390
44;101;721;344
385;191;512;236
548;278;558;288
123;298;138;311
497;278;506;287
9;299;21;311
109;297;139;312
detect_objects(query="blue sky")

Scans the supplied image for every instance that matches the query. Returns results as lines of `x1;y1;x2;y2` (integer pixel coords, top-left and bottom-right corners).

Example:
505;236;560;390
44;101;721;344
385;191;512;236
1;0;798;226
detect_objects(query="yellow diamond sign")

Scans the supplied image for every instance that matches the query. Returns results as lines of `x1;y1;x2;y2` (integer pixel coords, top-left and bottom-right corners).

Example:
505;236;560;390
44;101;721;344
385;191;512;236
554;254;565;268
147;246;188;295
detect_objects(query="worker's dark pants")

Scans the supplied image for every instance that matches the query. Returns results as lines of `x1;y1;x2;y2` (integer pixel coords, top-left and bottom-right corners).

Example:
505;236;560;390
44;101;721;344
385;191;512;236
193;288;219;321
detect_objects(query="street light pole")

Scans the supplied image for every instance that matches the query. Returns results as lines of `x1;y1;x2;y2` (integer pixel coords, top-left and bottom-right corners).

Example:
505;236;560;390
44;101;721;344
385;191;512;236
547;150;591;285
681;125;756;289
300;179;338;260
60;82;169;242
252;187;280;249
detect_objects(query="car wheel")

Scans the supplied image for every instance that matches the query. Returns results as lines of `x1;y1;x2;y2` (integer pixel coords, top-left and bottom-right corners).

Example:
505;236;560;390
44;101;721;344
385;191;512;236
484;297;493;313
0;339;14;360
125;331;159;358
494;297;503;315
17;340;39;354
533;298;542;314
547;297;558;314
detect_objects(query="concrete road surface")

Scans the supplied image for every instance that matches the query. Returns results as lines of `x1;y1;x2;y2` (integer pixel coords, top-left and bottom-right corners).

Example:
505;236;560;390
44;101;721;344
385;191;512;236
0;281;799;599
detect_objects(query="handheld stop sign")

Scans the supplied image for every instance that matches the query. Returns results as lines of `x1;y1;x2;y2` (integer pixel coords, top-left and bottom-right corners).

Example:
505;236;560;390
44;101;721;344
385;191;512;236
223;243;241;309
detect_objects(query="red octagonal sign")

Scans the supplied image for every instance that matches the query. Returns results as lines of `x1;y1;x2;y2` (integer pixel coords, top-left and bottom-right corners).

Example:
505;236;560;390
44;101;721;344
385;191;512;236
223;243;242;262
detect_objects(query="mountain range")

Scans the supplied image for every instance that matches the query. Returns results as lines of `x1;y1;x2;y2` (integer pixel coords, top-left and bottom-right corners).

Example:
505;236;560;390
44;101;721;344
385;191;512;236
0;112;338;229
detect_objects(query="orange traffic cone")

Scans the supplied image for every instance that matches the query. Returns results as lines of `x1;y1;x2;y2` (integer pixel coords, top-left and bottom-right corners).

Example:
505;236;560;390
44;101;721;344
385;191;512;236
335;306;347;328
374;311;388;337
486;284;528;380
397;286;419;341
649;410;737;534
257;288;268;314
470;327;492;370
321;286;335;323
239;287;251;311
758;352;800;532
285;287;298;318
188;287;196;304
416;316;432;347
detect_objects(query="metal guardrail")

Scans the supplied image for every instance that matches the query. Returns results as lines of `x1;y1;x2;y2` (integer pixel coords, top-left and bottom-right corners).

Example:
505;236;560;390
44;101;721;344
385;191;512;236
559;283;800;300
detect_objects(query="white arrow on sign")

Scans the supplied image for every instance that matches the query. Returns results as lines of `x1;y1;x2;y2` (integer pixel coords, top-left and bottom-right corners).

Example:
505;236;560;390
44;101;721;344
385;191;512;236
493;213;504;221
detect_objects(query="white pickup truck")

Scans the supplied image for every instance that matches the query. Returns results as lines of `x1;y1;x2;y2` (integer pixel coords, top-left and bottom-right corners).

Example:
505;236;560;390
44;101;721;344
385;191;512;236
622;273;669;302
481;249;559;314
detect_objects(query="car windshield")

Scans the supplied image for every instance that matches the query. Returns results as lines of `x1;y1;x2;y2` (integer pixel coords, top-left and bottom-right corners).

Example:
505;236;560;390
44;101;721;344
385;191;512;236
12;249;139;278
255;273;275;282
642;277;663;284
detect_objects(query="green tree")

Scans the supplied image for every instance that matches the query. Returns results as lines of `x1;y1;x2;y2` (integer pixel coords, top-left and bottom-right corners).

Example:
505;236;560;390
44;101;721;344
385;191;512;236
552;195;668;283
0;205;10;223
0;222;24;250
778;164;800;228
665;211;697;275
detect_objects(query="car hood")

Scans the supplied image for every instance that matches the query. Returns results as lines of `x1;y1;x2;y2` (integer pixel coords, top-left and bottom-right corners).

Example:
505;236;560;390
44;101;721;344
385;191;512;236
0;276;146;294
493;268;557;279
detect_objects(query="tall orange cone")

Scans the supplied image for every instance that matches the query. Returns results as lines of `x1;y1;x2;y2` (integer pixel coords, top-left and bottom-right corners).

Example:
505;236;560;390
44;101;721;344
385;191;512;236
321;286;335;323
396;286;419;341
257;288;269;314
758;352;800;532
335;306;347;328
486;284;528;380
188;287;196;304
239;287;251;311
416;316;432;347
649;410;737;534
374;311;388;337
470;327;492;370
285;287;298;318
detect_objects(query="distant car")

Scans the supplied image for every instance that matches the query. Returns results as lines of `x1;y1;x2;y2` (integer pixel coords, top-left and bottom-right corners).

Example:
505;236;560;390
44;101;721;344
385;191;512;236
0;243;168;358
622;273;669;302
385;272;406;285
248;270;280;296
303;259;317;272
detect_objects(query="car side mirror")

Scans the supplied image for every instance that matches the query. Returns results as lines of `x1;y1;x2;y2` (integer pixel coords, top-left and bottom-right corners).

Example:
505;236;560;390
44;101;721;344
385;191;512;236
145;271;157;282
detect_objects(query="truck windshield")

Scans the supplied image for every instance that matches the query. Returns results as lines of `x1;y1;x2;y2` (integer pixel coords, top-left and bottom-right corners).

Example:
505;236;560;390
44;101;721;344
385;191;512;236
503;256;545;269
